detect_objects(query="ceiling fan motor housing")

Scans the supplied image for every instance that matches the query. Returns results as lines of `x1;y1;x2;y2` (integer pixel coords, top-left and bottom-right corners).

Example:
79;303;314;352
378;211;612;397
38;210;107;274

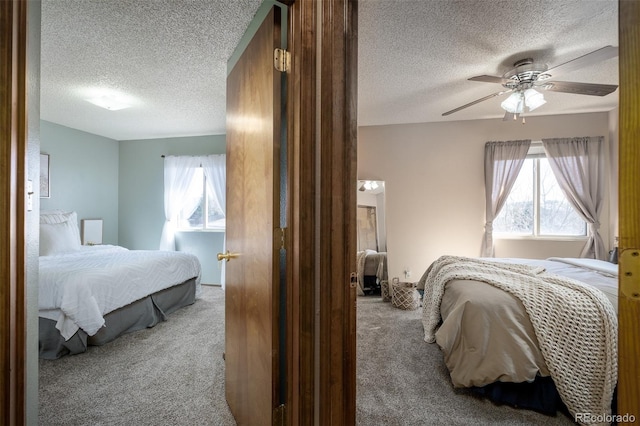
502;59;551;90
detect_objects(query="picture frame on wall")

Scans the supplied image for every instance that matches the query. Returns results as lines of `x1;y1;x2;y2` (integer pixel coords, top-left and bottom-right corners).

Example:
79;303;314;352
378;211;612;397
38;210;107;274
40;153;50;198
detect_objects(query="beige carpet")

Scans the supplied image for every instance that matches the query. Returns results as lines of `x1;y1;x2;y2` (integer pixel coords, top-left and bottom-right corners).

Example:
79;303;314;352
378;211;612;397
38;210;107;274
39;287;576;425
39;285;235;426
356;295;575;425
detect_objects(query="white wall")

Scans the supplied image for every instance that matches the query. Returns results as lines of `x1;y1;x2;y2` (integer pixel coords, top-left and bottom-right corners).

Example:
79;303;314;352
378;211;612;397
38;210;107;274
358;112;614;281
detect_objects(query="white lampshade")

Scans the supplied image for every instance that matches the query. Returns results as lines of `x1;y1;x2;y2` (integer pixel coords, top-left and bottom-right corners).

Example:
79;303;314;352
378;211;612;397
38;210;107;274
500;92;524;114
524;88;546;111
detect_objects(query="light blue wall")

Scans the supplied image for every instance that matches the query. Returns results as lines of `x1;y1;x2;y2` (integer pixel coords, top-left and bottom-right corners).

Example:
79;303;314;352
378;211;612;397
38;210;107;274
40;121;226;285
40;121;120;244
118;135;226;284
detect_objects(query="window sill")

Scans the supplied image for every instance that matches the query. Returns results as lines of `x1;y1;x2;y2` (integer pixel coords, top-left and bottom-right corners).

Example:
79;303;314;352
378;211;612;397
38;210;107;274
177;228;226;233
494;235;588;242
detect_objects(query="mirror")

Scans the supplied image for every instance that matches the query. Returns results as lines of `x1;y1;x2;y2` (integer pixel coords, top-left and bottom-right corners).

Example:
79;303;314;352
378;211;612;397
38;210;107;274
356;180;387;295
357;180;386;251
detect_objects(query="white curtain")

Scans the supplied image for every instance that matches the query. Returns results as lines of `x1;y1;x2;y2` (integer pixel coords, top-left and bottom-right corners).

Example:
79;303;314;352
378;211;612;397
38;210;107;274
481;140;531;257
542;136;606;260
201;154;226;216
159;156;202;251
202;154;227;288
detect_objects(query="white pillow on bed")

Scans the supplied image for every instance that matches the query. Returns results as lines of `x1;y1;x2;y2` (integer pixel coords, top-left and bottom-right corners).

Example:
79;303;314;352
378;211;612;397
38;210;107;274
40;210;77;224
40;211;81;256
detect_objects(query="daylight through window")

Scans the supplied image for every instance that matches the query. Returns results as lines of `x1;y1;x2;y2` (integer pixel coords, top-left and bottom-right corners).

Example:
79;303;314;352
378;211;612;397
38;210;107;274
493;151;586;237
177;167;225;230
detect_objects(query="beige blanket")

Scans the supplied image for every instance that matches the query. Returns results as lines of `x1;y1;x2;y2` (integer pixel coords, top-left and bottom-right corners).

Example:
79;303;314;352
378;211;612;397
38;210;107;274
422;256;617;424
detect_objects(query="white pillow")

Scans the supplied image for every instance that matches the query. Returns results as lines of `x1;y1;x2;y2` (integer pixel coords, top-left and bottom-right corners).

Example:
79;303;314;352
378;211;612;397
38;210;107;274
40;219;82;256
41;210;76;224
40;211;81;248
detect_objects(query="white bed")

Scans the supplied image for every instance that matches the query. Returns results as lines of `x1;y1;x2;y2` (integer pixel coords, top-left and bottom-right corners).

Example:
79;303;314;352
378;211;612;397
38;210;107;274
39;211;202;359
420;256;618;421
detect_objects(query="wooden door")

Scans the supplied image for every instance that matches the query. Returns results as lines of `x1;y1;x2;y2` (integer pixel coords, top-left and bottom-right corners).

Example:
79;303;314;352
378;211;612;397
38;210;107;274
224;6;283;426
0;1;28;424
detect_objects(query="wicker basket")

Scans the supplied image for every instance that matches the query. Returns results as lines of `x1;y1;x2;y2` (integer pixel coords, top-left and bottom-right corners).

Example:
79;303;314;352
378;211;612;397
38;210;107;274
392;281;420;310
380;280;391;302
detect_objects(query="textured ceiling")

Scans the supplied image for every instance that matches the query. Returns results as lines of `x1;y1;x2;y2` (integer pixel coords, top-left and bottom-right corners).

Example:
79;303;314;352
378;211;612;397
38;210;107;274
40;0;619;141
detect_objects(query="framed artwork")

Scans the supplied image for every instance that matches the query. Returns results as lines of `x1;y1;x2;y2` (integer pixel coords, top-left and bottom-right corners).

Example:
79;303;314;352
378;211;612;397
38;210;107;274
40;153;50;198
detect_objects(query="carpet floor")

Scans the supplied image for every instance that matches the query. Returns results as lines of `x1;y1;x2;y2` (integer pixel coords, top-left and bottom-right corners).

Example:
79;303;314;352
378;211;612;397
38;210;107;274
39;285;235;426
39;287;576;425
356;296;574;425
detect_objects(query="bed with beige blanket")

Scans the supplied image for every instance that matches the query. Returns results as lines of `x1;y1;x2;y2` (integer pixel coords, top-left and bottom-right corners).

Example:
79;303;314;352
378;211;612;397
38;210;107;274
420;256;618;423
356;250;388;295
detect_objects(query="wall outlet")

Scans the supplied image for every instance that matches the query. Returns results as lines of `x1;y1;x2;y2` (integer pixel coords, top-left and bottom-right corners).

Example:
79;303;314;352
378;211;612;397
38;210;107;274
404;267;411;279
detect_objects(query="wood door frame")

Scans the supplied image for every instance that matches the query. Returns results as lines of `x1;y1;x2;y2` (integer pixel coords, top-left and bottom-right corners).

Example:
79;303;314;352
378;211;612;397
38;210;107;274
3;0;639;424
0;1;27;424
617;0;640;419
285;0;358;424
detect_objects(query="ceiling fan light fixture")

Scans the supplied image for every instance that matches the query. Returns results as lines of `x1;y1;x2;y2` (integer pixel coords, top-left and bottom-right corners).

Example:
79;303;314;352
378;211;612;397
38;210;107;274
524;88;546;111
501;89;546;115
500;92;524;113
363;180;378;191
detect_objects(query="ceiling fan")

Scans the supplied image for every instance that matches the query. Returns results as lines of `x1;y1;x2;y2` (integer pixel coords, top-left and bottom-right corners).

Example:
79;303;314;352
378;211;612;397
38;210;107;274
442;46;618;121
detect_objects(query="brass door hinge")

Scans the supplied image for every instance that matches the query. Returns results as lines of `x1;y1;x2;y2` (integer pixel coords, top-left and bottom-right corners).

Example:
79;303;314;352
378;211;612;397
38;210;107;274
277;227;286;250
274;48;290;72
620;248;640;300
273;403;286;426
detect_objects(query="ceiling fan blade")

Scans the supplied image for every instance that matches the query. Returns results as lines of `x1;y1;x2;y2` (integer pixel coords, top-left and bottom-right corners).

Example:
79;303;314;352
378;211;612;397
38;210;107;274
546;46;618;78
442;90;511;116
468;75;507;84
542;81;618;96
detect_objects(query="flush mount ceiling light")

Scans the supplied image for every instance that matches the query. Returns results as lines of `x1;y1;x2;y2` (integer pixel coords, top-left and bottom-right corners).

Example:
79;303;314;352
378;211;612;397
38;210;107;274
81;87;135;111
85;94;132;111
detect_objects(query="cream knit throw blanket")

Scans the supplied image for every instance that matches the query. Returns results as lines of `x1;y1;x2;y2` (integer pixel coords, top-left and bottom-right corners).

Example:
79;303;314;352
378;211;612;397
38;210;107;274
422;256;618;424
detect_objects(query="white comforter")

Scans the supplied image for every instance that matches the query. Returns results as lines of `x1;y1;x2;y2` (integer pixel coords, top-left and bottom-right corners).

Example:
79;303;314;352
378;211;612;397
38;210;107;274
39;245;202;340
494;257;618;314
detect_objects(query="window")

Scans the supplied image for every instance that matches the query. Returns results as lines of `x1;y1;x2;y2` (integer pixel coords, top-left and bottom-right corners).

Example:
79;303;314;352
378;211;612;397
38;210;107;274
493;148;586;237
177;167;225;230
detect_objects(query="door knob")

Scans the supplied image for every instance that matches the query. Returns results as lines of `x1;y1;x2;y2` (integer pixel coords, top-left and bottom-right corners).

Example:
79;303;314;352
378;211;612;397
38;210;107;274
217;250;240;262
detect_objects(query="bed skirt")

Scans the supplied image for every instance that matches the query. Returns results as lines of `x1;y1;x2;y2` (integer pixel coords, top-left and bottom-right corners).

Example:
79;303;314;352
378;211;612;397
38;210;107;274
39;278;197;359
471;376;564;415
